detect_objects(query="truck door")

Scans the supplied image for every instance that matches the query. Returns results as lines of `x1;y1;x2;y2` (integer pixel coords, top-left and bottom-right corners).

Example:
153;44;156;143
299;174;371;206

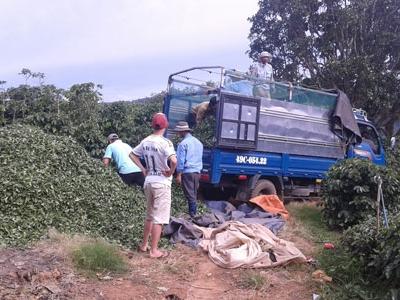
216;92;260;149
353;123;385;165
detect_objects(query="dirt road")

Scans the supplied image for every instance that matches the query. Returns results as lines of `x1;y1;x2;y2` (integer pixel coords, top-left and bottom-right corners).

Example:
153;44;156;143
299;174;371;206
0;208;319;300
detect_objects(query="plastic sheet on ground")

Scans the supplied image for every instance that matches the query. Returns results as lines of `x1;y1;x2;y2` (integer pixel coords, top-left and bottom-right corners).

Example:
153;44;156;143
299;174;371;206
164;200;287;248
201;200;286;234
163;217;204;248
249;195;289;220
197;221;307;269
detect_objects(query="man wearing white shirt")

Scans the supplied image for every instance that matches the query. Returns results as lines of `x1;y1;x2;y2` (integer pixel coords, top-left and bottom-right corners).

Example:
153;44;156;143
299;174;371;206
249;51;274;99
130;113;177;259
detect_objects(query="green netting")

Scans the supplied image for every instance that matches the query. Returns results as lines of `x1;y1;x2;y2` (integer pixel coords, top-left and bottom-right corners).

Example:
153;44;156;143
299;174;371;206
167;75;338;130
272;82;337;109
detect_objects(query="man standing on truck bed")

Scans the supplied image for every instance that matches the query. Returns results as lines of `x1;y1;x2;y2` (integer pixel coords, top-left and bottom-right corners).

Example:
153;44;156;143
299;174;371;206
103;133;144;187
129;113;177;259
249;51;274;99
174;121;203;217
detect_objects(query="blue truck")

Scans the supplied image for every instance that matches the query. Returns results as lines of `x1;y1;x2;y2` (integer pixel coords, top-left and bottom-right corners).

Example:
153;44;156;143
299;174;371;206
163;66;385;201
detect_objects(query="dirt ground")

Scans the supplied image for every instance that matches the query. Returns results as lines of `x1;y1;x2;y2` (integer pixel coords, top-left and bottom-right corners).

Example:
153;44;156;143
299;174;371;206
0;206;321;300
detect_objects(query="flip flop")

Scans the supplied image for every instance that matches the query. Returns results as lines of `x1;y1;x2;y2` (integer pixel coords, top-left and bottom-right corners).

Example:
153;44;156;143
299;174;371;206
149;251;170;259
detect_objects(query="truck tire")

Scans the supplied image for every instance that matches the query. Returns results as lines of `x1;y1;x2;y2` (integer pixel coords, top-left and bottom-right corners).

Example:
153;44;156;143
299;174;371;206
251;179;277;198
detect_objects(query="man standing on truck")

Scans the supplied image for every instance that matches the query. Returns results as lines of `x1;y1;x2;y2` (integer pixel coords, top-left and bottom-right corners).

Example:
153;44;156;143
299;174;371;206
129;113;177;259
249;51;274;99
103;133;144;187
174;121;203;217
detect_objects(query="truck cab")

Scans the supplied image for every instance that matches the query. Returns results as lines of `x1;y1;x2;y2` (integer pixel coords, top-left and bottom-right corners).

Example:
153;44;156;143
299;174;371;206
349;108;385;165
163;66;385;202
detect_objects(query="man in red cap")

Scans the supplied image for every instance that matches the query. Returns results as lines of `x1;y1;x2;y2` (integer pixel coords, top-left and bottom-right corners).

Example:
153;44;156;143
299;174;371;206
130;112;177;258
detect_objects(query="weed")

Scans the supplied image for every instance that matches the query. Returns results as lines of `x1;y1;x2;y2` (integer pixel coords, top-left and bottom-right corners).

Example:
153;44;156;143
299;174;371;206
237;270;265;290
72;240;127;276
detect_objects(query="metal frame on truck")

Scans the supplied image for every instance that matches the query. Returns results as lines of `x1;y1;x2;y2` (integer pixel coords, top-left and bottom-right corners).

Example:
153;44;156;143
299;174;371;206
164;66;385;202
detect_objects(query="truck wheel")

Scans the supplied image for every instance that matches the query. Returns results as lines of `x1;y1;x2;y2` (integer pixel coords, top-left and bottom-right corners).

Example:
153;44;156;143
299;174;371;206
251;179;277;198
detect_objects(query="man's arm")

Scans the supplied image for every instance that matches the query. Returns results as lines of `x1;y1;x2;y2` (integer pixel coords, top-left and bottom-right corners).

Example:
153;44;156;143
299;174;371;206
167;155;177;177
103;145;112;167
102;158;111;167
162;154;177;177
129;152;148;177
175;144;186;184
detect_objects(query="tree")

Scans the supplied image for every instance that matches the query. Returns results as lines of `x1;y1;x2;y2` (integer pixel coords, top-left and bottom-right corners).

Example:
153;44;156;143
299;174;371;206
0;81;6;125
248;0;400;135
64;83;105;157
65;83;102;125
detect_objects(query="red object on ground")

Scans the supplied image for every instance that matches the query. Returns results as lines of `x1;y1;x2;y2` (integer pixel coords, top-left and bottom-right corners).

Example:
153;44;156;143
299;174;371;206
323;243;335;249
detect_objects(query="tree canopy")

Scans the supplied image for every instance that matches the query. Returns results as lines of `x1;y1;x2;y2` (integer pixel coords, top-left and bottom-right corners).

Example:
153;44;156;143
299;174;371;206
248;0;400;135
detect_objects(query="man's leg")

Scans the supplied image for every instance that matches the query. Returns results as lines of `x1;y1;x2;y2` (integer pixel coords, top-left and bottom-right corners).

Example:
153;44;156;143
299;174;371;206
140;219;152;251
182;173;197;217
140;183;153;251
149;183;171;258
149;224;164;257
137;172;145;187
118;173;131;186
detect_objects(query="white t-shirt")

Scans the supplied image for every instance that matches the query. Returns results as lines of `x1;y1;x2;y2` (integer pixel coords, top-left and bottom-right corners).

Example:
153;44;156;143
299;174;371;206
250;62;274;86
132;134;176;186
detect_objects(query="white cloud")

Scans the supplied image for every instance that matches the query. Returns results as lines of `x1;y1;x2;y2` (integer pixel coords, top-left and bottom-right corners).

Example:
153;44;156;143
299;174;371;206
0;0;258;74
0;0;260;99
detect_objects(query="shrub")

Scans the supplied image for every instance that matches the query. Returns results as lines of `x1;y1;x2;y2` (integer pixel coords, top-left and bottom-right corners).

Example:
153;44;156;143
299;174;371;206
321;159;400;229
370;216;400;289
342;213;400;292
342;217;379;268
0;124;186;247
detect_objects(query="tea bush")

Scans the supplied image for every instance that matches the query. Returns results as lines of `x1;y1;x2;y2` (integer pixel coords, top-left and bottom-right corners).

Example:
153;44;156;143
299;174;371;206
342;217;379;269
321;159;400;229
0;125;186;247
370;216;400;290
343;213;400;291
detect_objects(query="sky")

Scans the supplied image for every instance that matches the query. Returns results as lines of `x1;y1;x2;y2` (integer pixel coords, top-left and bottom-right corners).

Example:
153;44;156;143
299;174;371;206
0;0;259;101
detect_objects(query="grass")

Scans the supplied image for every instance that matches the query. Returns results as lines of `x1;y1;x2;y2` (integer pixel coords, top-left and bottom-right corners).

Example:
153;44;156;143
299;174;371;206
287;202;339;244
236;270;266;290
72;240;127;276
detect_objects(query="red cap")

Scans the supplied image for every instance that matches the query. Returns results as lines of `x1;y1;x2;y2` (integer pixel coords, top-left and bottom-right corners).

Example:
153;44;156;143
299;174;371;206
151;113;169;130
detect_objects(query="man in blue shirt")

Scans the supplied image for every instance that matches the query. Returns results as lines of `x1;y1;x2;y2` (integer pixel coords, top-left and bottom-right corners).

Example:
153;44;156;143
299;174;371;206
103;133;144;187
174;121;203;217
